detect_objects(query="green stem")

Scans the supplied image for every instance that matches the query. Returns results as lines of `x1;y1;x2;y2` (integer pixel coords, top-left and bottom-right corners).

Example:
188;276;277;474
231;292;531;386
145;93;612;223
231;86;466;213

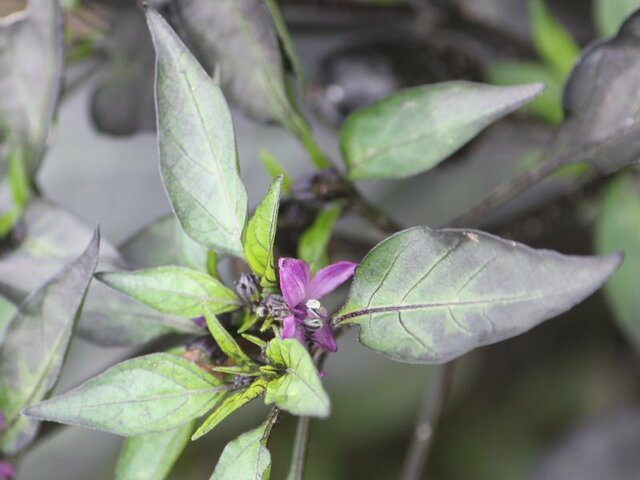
286;415;312;480
295;117;333;170
399;362;455;480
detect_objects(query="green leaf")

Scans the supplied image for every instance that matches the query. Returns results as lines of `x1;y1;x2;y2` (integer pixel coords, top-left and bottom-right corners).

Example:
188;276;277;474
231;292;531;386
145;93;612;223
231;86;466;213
175;0;300;128
244;177;283;287
528;0;580;76
0;0;63;176
264;339;330;418
205;313;251;365
340;81;545;180
260;150;292;194
0;199;200;347
488;61;564;125
547;12;640;174
23;353;228;436
0;229;99;455
298;206;341;274
120;214;209;271
337;226;622;364
7;147;29;208
595;174;640;350
594;0;640;38
97;266;240;318
146;9;248;258
192;378;267;440
115;421;194;480
210;423;271;480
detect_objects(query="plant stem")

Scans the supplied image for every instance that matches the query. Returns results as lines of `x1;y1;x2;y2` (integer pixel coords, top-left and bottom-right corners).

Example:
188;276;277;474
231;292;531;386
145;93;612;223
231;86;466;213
400;362;455;480
355;192;404;235
294;116;333;171
286;415;312;480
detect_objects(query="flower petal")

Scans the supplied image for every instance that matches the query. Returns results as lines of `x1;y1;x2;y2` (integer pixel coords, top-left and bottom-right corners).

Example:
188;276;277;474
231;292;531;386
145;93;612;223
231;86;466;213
282;315;306;345
0;461;16;479
278;258;311;307
306;261;357;300
312;320;338;352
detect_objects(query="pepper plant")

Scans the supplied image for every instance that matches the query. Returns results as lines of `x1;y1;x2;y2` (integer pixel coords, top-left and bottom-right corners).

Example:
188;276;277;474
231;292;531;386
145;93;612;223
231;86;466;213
1;1;640;479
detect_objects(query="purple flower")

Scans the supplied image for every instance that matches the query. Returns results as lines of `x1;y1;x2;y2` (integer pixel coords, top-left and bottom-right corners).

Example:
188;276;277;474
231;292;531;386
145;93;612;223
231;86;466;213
278;258;357;352
0;412;16;480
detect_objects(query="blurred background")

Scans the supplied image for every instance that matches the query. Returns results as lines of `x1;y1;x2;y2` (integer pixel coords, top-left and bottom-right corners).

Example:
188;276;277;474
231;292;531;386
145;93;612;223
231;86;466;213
1;0;639;479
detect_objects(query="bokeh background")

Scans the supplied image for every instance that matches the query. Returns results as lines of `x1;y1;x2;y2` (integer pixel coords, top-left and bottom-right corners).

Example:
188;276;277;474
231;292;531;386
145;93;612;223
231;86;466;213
1;0;639;479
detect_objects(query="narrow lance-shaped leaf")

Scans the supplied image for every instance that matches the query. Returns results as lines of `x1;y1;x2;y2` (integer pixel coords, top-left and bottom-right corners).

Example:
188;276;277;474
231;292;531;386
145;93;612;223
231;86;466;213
340;81;544;180
24;353;228;436
176;0;300;128
264;339;330;418
205;313;251;365
245;176;283;287
595;174;640;351
146;9;248;257
0;229;99;455
0;0;63;176
337;226;622;364
210;422;272;480
298;205;342;274
96;266;241;317
0;199;199;347
192;378;267;440
115;421;195;480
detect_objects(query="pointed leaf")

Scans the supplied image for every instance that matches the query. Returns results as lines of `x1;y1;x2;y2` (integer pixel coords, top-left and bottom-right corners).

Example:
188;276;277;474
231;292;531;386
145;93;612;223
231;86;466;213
0;199;198;347
192;378;267;440
176;0;300;128
340;81;545;180
245;177;283;287
337;226;622;364
548;12;640;173
147;9;248;257
264;339;330;418
260;150;293;194
595;174;640;350
116;421;194;480
0;0;63;176
210;423;271;480
298;206;341;274
23;353;227;436
97;267;241;317
0;229;99;455
205;313;251;365
120;215;209;271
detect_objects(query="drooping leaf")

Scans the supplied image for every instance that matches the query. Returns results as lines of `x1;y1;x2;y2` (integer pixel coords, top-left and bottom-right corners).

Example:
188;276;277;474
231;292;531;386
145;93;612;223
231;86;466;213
175;0;299;128
547;11;640;173
0;230;99;455
298;205;341;274
0;0;63;176
340;81;545;180
90;7;156;136
192;378;267;440
210;423;272;480
244;177;283;287
488;61;564;125
205;313;251;365
24;353;228;436
594;0;640;38
120;214;209;271
147;9;248;258
115;421;194;480
595;174;640;350
337;226;622;364
260;150;293;194
264;339;330;418
0;199;200;347
528;0;580;76
96;267;241;318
